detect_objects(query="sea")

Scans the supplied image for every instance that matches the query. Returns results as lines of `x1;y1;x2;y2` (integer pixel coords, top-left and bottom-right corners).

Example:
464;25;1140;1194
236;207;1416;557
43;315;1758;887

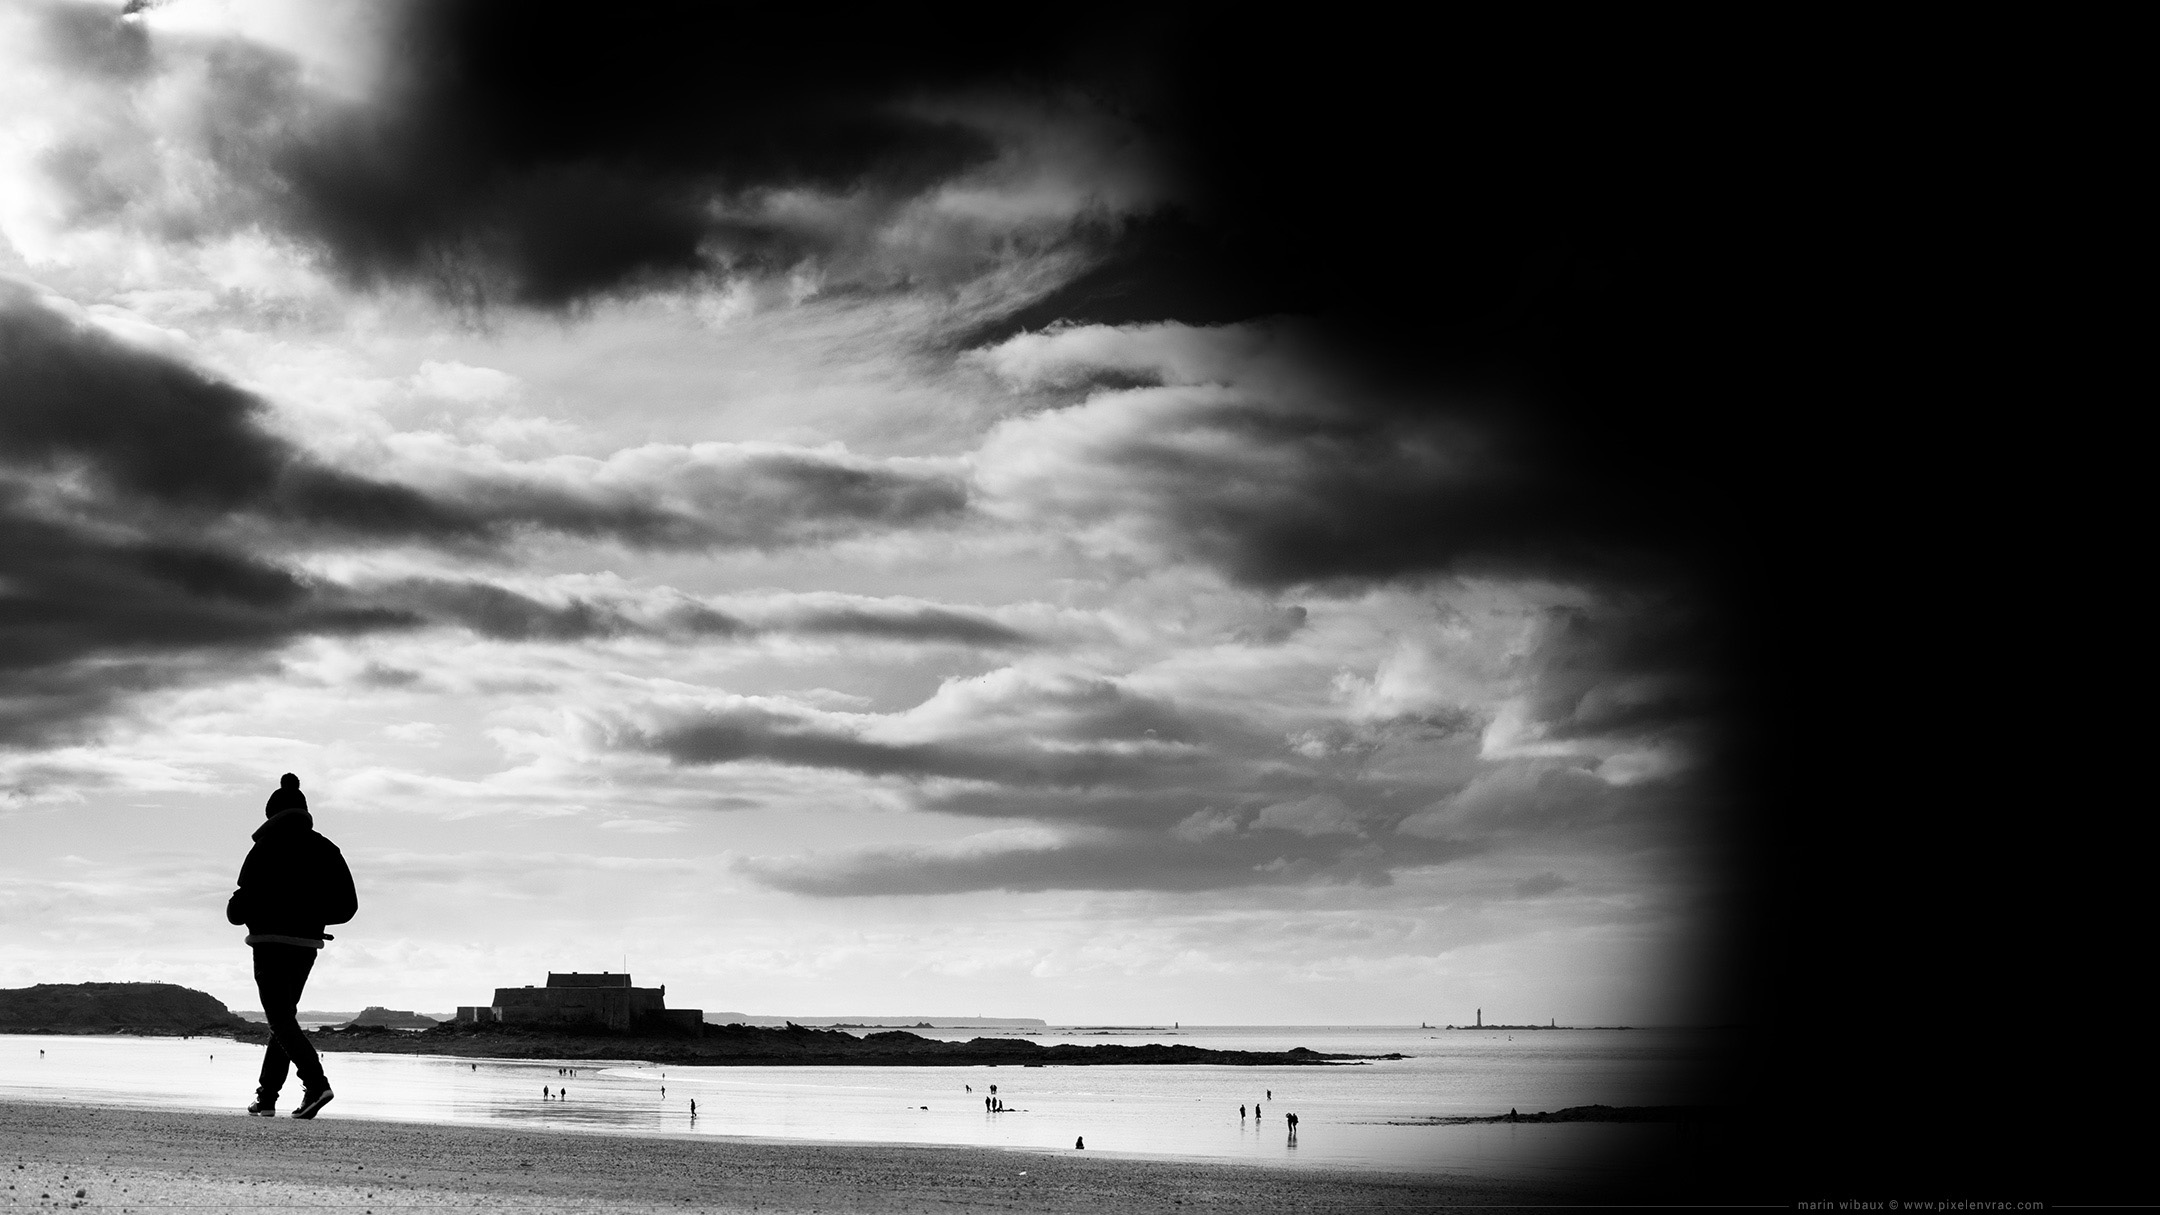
0;1025;1739;1185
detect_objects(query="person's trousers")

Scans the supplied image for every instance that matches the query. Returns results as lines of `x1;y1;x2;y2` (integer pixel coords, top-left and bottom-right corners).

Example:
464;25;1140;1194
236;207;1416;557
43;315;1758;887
252;943;326;1099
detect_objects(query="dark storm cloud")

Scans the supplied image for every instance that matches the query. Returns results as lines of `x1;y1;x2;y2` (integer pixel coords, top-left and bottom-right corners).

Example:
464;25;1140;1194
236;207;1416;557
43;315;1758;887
780;604;1030;648
360;580;702;643
960;21;1770;604
0;288;965;548
0;504;416;746
37;4;1762;596
630;705;1208;789
0;290;968;743
35;2;1765;597
44;0;1137;307
361;580;1026;648
981;321;1732;594
739;828;1480;897
1513;596;1726;744
646;710;973;781
0;286;454;532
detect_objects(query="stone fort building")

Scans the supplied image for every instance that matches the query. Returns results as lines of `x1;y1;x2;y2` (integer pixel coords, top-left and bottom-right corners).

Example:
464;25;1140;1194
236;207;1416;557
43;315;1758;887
458;972;703;1034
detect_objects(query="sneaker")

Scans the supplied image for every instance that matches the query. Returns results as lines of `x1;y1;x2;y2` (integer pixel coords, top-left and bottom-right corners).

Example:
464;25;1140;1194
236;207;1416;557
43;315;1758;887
246;1098;277;1117
291;1087;334;1120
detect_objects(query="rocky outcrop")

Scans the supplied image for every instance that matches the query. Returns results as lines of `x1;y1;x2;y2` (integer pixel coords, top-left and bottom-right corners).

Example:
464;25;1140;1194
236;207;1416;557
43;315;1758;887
0;983;256;1035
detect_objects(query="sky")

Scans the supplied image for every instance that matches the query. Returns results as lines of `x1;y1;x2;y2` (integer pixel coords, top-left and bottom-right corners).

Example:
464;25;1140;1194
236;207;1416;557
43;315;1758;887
1;0;1760;1025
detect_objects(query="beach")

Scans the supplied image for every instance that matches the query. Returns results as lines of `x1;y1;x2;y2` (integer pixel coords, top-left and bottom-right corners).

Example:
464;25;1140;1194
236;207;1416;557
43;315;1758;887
1;1099;1578;1212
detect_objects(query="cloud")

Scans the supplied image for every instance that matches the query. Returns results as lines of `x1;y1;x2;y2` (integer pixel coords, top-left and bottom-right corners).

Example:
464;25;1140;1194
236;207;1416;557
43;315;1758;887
1514;871;1570;898
26;1;1168;310
0;287;973;743
597;584;1724;897
0;504;413;747
1252;794;1365;838
778;601;1030;648
352;579;1029;649
356;578;722;643
974;320;1709;589
737;826;1476;897
410;360;517;403
1506;598;1724;745
599;662;1505;894
0;282;968;553
623;703;1169;788
396;441;968;550
0;282;450;532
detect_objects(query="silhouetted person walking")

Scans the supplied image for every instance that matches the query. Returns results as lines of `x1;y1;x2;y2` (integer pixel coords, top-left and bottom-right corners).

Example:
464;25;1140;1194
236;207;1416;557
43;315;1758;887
226;774;356;1119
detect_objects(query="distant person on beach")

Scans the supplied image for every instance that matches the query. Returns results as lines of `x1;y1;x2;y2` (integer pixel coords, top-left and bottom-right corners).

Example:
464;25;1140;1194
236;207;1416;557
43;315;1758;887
226;773;357;1120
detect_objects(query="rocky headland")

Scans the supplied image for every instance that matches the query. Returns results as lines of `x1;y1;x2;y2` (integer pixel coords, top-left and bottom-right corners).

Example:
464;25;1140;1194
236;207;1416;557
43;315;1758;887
0;982;256;1036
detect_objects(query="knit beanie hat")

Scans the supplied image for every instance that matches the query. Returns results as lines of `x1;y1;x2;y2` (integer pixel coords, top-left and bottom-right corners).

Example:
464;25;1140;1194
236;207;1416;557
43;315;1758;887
265;773;309;817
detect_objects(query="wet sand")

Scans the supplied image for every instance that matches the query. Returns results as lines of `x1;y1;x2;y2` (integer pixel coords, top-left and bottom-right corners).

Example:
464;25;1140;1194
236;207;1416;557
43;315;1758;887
1;1098;1567;1212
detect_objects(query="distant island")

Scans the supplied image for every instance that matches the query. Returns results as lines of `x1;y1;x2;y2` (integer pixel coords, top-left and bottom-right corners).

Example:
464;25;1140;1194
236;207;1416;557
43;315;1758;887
342;1007;440;1029
302;1020;1398;1067
0;983;255;1036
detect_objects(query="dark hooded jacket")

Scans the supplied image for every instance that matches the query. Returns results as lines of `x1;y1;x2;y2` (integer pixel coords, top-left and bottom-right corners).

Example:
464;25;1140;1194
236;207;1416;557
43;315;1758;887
225;808;358;944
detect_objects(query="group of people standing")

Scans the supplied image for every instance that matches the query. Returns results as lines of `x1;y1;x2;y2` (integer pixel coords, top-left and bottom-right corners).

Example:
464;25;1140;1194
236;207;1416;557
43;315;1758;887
1241;1091;1298;1135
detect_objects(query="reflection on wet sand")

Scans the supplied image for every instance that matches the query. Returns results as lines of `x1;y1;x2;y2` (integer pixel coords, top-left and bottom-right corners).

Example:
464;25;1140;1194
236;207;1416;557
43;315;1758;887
2;1027;1734;1183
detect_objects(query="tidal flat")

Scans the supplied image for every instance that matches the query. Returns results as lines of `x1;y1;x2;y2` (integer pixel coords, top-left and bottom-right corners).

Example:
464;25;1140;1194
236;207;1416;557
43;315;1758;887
0;1099;1567;1213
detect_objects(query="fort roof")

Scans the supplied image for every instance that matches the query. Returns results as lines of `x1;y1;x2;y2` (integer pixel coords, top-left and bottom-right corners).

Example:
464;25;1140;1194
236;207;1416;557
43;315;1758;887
547;972;632;989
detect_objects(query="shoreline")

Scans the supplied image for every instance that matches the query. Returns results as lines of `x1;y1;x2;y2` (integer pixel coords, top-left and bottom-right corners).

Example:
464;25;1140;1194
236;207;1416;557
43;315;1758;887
3;1025;1401;1067
273;1022;1403;1067
0;1097;1575;1213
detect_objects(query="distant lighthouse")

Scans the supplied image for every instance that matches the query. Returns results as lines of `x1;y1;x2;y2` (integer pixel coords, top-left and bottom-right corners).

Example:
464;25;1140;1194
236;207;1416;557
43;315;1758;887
1476;1008;1482;1027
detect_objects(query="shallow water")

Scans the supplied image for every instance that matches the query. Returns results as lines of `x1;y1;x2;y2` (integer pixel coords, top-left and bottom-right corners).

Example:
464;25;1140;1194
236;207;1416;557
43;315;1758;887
0;1027;1733;1181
